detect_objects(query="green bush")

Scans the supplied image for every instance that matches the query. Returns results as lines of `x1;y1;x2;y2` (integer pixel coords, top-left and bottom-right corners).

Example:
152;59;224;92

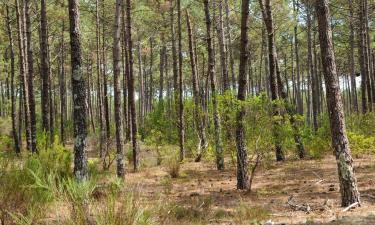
348;132;375;155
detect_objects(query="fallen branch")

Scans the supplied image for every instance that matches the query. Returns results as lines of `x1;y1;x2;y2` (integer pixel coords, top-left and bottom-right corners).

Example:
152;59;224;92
362;194;375;199
342;202;359;212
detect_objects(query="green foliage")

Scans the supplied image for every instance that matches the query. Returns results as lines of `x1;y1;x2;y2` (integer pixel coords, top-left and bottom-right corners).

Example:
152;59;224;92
163;147;181;178
348;132;375;155
0;140;73;224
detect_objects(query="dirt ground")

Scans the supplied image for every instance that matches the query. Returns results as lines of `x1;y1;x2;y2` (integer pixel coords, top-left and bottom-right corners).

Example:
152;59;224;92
122;153;375;225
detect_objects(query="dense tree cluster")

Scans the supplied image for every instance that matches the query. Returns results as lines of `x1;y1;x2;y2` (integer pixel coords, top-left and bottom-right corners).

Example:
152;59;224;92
0;0;374;208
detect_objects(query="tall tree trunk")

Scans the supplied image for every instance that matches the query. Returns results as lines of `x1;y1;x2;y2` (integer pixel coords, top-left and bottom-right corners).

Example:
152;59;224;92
358;0;368;113
348;0;358;113
224;0;235;90
177;0;185;162
159;33;165;104
69;0;88;181
59;21;66;146
40;0;50;138
307;4;319;133
203;0;224;170
16;0;31;151
293;0;303;115
6;5;21;154
25;0;37;152
187;11;208;162
235;0;250;189
126;0;139;171
315;0;360;207
96;0;105;157
113;0;125;178
216;0;229;91
259;0;285;161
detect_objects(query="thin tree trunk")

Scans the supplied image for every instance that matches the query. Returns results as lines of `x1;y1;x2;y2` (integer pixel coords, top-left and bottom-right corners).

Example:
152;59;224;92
40;0;50;139
126;0;139;171
16;0;31;151
6;5;21;154
203;0;224;170
259;0;285;161
187;11;208;162
177;0;185;162
216;0;229;91
348;0;358;113
59;21;66;145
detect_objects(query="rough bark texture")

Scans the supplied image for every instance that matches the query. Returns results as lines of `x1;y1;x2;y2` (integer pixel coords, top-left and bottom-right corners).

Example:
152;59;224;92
113;0;125;178
204;0;224;170
69;0;88;181
315;0;360;207
25;0;37;152
236;0;250;189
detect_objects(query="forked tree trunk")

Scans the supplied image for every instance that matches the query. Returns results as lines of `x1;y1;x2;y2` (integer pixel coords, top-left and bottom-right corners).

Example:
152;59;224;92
315;0;360;207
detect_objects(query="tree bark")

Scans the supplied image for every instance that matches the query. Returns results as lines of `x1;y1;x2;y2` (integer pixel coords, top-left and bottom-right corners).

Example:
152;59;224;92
40;0;50;138
315;0;360;207
216;0;229;91
177;0;185;162
69;0;88;181
113;0;125;178
203;0;224;170
6;5;21;154
25;0;37;152
235;0;250;189
16;0;31;152
126;0;139;171
59;21;66;146
348;0;358;113
187;11;208;162
258;0;285;161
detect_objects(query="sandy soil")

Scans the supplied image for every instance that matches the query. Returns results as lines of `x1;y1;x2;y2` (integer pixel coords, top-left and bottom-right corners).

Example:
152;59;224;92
122;153;375;225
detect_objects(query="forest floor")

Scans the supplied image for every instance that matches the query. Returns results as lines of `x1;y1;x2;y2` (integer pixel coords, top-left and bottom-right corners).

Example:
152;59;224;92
104;146;375;225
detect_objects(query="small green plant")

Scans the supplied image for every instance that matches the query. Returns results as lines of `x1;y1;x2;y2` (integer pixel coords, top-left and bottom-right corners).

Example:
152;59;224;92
165;154;180;178
95;192;154;225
